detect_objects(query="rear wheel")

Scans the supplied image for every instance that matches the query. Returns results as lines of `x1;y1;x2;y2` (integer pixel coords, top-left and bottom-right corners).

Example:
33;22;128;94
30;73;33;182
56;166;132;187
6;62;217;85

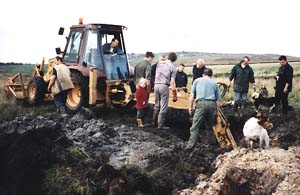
66;71;89;112
27;76;47;105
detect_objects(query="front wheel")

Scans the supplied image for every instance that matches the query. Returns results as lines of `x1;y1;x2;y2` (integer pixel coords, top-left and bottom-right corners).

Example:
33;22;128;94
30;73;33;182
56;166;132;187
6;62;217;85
66;71;89;112
27;76;47;105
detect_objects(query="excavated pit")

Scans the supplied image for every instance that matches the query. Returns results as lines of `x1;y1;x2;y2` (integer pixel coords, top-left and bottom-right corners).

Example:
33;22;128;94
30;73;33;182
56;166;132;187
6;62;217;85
0;105;299;195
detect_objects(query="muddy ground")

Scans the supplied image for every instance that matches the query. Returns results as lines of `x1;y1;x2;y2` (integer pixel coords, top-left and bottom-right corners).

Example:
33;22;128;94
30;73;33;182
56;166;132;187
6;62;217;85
0;104;299;195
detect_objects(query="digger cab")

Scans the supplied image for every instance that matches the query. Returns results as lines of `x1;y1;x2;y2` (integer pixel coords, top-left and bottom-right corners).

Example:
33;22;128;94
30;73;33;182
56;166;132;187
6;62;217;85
60;22;130;80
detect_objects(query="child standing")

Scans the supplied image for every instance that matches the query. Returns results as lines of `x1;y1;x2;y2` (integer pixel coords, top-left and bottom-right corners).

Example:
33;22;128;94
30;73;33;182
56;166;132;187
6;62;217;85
135;78;149;127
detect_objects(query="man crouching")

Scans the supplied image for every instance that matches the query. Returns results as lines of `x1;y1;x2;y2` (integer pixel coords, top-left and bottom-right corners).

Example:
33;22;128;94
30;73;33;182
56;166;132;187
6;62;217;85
186;68;221;150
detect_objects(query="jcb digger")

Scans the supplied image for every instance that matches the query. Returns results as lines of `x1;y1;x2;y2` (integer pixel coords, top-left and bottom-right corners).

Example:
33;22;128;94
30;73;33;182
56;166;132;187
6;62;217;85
4;19;236;149
5;19;135;111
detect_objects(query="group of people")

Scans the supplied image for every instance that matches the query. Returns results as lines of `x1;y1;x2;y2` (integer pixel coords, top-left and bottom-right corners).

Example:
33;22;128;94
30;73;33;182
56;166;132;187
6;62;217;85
132;51;221;151
134;52;178;129
134;52;294;150
228;55;294;117
47;37;294;150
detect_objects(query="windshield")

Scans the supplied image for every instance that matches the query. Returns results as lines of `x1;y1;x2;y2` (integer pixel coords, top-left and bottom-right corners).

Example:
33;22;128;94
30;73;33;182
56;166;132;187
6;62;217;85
81;30;104;70
64;30;82;63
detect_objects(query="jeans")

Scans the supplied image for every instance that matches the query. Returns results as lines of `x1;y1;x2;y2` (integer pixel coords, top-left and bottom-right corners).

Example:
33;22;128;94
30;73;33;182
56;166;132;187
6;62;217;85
234;91;248;111
137;108;146;119
54;90;68;111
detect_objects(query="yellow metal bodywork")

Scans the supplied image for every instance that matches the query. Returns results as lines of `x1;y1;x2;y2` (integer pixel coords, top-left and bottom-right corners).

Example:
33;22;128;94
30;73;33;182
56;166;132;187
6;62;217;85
89;67;98;105
149;88;237;149
5;58;55;101
148;88;190;109
105;80;134;106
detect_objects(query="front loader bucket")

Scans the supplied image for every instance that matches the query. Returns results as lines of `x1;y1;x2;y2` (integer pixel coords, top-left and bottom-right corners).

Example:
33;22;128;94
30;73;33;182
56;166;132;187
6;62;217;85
5;73;27;100
213;109;237;149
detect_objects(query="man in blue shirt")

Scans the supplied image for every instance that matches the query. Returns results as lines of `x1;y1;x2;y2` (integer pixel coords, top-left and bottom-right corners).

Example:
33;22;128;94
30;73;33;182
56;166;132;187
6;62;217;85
186;68;221;150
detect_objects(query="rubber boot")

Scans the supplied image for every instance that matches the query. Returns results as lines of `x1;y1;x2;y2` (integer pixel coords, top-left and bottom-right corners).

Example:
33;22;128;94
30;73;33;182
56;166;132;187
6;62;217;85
185;137;196;151
137;118;144;128
233;101;239;117
158;113;169;130
152;109;159;127
60;106;67;114
207;130;217;146
239;106;244;118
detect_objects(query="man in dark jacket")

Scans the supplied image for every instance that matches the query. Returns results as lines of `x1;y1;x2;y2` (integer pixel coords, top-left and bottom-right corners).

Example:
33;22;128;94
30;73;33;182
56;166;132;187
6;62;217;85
134;51;155;85
274;55;293;115
192;59;206;83
228;56;255;117
102;38;124;55
175;63;188;88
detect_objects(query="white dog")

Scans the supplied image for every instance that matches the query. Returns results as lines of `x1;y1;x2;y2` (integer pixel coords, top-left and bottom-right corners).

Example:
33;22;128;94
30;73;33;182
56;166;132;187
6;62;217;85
243;114;272;149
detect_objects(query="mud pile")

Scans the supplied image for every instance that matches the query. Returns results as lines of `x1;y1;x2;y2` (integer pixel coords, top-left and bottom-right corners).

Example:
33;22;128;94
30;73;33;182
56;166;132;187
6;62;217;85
0;109;222;195
178;108;300;195
179;147;300;195
0;106;299;195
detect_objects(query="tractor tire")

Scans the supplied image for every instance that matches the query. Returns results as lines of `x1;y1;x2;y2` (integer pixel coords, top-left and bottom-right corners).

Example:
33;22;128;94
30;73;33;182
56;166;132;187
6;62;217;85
27;76;47;105
66;71;89;112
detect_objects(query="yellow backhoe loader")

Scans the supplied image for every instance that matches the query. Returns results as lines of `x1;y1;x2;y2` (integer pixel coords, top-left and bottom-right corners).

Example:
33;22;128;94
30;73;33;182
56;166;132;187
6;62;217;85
4;19;236;149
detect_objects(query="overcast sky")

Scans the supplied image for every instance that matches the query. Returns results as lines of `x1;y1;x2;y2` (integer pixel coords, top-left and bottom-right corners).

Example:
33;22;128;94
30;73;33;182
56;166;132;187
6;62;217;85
1;0;299;63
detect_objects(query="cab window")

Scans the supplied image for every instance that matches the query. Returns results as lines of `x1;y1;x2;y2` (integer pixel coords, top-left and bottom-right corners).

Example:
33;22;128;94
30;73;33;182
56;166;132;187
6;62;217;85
81;30;104;70
64;30;82;63
101;32;128;80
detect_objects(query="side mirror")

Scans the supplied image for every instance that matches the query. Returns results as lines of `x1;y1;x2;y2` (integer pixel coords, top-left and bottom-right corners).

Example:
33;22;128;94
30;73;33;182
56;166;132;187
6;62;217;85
55;47;62;55
58;27;64;35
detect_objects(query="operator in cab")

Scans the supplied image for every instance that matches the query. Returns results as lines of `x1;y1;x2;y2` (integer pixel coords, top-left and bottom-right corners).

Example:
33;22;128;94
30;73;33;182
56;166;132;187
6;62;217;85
102;38;124;55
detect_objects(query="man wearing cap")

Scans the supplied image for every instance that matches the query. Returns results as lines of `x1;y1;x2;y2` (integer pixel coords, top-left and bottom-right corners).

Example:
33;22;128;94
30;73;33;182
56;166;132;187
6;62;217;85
152;52;178;129
186;68;220;150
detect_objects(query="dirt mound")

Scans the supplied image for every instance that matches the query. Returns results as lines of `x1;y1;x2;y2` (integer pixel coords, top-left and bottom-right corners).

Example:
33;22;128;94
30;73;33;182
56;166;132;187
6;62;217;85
0;109;224;195
0;106;299;194
179;147;300;195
